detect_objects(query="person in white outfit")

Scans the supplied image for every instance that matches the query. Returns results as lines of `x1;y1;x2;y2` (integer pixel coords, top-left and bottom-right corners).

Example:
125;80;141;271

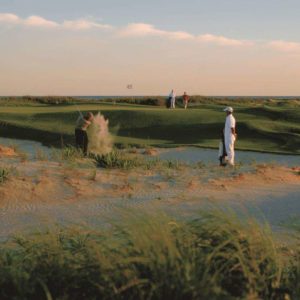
223;107;237;166
169;90;176;109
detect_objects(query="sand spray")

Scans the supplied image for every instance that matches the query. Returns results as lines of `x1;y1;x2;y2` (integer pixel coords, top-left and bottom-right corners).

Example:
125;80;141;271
87;112;113;155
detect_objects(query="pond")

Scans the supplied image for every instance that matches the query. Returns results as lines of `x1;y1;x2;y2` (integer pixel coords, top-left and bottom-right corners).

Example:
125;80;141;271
0;137;52;159
0;136;299;166
158;147;299;166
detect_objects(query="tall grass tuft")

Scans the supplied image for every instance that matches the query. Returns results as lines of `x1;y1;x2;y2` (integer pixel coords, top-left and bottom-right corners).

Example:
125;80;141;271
93;150;186;171
51;145;85;162
61;145;84;161
34;148;49;161
93;150;143;169
188;210;283;299
0;210;299;299
281;224;300;299
0;167;10;183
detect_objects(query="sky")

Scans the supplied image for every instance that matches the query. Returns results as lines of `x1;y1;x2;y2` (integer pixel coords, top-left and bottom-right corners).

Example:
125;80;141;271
0;0;300;96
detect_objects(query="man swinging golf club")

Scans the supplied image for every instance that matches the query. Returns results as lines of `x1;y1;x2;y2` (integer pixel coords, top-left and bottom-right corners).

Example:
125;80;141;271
75;112;94;156
223;106;237;166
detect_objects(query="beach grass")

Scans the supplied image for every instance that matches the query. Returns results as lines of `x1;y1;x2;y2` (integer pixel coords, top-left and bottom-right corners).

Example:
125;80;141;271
0;209;299;299
0;167;10;183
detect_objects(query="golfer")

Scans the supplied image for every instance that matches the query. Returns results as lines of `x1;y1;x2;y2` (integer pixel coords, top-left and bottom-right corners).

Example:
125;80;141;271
182;92;190;109
169;90;176;109
75;112;94;155
223;107;237;166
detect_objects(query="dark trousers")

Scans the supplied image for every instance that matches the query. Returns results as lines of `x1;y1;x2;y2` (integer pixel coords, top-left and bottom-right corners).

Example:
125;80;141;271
75;129;88;155
166;97;171;108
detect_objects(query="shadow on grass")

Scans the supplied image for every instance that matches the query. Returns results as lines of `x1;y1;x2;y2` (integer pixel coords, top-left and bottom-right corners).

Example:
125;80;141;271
117;122;300;153
237;106;300;122
0;122;73;148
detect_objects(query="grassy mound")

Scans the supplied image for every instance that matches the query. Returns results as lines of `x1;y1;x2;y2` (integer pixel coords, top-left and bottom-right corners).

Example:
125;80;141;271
0;210;300;299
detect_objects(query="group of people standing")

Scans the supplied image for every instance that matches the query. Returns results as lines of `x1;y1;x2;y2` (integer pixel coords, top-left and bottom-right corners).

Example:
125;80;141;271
167;89;237;166
167;90;190;109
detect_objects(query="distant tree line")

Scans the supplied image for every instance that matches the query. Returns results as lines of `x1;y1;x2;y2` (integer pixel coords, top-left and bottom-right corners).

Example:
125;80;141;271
0;95;299;107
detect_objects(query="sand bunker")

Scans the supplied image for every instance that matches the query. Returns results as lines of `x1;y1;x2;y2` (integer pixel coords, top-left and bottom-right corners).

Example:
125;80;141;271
0;154;299;238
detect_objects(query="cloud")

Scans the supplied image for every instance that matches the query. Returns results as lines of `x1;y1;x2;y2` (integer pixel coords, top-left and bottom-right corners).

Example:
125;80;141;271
0;13;21;24
1;13;300;51
0;13;58;28
62;19;113;30
24;16;59;28
119;23;252;46
119;23;194;40
0;15;252;46
0;12;111;31
267;40;300;52
198;34;253;47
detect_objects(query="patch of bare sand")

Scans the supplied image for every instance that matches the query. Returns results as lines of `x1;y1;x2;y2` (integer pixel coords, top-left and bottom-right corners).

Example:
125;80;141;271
0;161;76;210
64;175;105;199
0;176;62;212
1;155;300;239
143;148;158;156
187;166;300;203
61;167;148;200
213;166;299;189
153;181;169;190
1;157;298;215
0;145;16;157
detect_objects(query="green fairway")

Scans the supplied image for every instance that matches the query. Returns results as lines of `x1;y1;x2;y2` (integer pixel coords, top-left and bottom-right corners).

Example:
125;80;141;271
0;100;299;154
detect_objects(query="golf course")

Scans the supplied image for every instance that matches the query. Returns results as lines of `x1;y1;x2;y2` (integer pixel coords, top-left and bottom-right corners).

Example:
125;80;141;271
0;96;299;154
2;1;300;298
0;96;300;299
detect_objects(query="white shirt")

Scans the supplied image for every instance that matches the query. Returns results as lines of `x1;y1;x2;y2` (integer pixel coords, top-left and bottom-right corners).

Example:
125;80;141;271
169;91;176;98
224;114;236;143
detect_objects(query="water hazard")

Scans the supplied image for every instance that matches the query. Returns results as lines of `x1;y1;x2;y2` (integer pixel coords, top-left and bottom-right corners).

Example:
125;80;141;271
0;136;299;166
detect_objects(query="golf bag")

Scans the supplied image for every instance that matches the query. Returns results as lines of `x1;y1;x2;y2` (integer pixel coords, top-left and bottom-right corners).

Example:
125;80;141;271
218;131;227;166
